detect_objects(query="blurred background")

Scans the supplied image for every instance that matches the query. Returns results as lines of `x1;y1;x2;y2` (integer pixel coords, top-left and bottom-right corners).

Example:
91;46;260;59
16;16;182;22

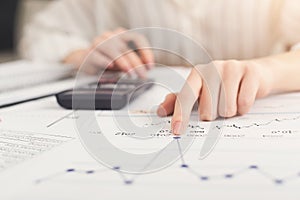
0;0;52;63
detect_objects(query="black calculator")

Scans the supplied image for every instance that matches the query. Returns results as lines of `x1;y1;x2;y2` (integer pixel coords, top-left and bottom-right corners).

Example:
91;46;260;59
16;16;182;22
56;72;154;110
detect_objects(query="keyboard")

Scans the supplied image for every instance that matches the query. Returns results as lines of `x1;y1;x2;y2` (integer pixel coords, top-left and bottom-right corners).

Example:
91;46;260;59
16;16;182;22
0;60;72;93
0;60;78;108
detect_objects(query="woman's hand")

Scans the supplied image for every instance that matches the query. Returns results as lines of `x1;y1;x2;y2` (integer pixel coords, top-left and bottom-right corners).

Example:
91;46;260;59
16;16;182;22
157;59;275;135
64;28;154;78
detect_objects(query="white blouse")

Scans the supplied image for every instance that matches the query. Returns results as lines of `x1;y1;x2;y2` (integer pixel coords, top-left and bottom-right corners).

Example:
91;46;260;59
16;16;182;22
19;0;300;65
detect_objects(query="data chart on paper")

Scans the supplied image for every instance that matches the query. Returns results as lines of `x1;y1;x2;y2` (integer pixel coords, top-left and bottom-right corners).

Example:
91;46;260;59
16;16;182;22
3;94;296;200
0;68;300;200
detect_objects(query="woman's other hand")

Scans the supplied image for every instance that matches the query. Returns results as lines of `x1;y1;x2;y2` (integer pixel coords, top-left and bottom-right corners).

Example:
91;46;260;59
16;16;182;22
64;28;154;78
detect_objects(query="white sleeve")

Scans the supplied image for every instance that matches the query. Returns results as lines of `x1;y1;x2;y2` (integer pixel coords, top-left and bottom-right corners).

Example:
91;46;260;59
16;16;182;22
18;0;96;62
280;0;300;52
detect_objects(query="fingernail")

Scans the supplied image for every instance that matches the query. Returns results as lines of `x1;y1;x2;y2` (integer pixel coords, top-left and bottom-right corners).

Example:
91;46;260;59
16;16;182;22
157;105;167;117
172;121;182;135
200;114;212;121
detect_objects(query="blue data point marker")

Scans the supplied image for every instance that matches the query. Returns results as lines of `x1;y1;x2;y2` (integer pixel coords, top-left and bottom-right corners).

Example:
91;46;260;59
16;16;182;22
86;170;95;174
113;166;120;170
200;176;209;181
225;174;234;179
173;136;181;140
66;168;75;172
181;164;189;168
249;165;258;169
274;179;284;185
124;180;133;185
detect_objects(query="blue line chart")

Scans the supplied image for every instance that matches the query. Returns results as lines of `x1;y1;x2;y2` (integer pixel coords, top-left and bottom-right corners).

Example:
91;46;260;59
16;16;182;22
35;137;300;186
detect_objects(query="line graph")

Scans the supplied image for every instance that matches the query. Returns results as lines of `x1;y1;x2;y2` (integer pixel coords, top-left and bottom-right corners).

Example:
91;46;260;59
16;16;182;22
39;112;300;187
45;109;300;134
35;137;300;186
215;115;300;130
46;111;76;128
126;114;300;131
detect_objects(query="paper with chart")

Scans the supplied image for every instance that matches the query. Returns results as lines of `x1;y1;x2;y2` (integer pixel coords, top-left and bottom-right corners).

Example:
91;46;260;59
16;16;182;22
0;67;300;200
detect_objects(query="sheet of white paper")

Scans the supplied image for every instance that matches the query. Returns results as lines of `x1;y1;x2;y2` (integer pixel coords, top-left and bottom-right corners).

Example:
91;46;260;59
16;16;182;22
0;67;300;200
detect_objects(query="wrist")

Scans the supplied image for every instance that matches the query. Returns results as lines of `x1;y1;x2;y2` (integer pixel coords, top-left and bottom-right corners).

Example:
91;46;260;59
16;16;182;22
250;57;281;96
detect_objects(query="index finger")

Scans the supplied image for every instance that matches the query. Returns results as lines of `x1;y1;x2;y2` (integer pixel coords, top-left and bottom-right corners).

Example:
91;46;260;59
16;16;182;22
172;68;203;135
